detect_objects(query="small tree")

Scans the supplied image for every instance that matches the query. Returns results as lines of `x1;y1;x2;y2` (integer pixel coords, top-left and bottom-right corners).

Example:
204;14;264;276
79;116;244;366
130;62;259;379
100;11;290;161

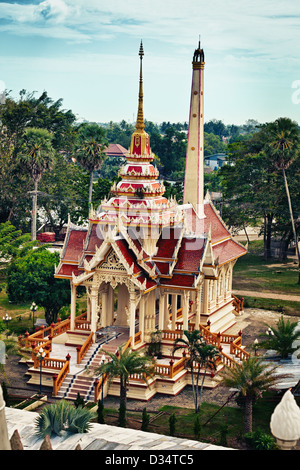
258;316;300;359
169;413;176;436
74;123;108;207
173;330;204;413
94;346;155;427
220;356;286;434
97;399;105;424
18;127;55;241
6;248;70;324
74;392;85;409
193;413;201;439
141;407;150;432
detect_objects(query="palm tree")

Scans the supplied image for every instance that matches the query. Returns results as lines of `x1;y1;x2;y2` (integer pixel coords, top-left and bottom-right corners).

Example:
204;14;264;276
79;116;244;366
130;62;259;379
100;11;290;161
196;342;221;411
173;330;206;413
94;346;155;425
267;117;300;282
220;356;284;434
18;128;54;240
258;316;300;359
75;123;108;207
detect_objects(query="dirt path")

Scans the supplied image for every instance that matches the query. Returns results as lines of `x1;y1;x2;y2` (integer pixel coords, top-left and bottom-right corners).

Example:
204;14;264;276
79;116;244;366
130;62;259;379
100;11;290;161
233;289;300;302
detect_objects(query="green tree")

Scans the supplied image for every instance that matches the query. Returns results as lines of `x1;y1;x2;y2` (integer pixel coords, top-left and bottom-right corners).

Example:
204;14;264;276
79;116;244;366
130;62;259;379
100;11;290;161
173;330;205;413
94;346;155;426
0;221;36;262
196;342;220;410
258;316;300;359
18;128;55;240
6;248;70;325
39;154;90;232
220;356;283;434
266;117;300;282
141;407;150;432
74;123;108;207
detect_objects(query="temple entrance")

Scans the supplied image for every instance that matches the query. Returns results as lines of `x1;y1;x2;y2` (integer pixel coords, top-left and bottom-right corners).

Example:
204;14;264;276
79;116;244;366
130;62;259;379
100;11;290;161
98;281;130;329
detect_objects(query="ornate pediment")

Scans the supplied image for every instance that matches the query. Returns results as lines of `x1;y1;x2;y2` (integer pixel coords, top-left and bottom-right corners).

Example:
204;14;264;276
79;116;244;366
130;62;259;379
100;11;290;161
97;249;127;273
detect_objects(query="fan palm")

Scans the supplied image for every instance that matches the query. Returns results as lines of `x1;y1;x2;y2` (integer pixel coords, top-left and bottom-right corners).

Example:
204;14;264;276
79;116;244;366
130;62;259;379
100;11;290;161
173;330;210;413
258;316;300;359
196;342;221;410
75;123;108;207
267;117;300;282
94;346;155;425
220;356;285;434
18;128;54;240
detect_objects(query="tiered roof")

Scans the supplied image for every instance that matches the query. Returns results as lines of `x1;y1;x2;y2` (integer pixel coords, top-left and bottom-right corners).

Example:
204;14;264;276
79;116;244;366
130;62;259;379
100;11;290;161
55;42;246;294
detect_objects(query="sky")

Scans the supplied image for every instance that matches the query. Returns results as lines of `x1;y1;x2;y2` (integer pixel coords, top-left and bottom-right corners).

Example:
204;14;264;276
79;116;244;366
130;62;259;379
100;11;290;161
0;0;300;126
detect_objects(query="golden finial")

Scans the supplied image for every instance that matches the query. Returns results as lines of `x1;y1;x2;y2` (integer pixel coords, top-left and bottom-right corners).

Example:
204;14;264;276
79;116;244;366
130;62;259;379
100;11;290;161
136;40;145;131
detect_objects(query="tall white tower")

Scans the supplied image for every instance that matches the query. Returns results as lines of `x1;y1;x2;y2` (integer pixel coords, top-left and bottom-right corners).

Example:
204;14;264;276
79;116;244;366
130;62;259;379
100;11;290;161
183;42;205;219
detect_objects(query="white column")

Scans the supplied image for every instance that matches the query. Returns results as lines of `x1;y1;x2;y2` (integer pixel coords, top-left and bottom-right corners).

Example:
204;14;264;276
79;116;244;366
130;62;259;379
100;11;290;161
90;287;98;342
139;295;145;343
107;285;114;326
101;289;108;328
158;292;166;331
171;294;177;330
182;291;190;331
70;282;77;331
129;290;136;347
195;286;201;331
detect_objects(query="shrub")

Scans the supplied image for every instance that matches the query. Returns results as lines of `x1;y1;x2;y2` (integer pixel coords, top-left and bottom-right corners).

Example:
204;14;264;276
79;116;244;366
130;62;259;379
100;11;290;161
169;413;177;436
141;407;150;432
35;400;95;438
244;429;277;450
193;413;201;439
97;399;105;424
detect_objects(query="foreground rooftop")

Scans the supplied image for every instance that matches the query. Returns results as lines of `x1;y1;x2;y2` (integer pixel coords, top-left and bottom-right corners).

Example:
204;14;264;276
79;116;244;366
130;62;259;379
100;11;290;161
5;407;232;451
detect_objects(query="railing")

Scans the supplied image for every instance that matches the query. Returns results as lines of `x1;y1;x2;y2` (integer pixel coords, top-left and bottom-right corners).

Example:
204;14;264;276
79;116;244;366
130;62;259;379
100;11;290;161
76;331;94;364
18;312;89;349
94;373;109;402
232;294;244;314
52;356;71;397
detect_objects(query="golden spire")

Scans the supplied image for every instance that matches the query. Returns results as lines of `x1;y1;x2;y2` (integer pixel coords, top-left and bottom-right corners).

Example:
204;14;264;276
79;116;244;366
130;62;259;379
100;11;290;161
136;41;145;131
129;41;151;157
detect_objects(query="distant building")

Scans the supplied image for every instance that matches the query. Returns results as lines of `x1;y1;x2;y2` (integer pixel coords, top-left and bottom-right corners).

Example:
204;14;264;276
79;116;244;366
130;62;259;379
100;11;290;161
104;143;128;158
204;153;227;171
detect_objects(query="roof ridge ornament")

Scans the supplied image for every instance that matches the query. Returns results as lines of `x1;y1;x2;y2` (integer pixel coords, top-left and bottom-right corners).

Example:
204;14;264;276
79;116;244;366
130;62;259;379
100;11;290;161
136;40;145;132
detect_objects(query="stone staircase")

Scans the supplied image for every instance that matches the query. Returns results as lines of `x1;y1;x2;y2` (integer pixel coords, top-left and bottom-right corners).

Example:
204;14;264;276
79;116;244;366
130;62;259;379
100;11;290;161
56;331;128;402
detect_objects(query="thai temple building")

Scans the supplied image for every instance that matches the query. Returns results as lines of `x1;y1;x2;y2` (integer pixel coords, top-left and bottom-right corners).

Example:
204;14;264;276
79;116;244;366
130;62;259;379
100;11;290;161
22;42;247;401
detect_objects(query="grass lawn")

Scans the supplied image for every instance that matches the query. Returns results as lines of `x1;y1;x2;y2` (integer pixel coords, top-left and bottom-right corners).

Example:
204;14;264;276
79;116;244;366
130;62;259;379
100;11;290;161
233;240;300;315
99;390;294;449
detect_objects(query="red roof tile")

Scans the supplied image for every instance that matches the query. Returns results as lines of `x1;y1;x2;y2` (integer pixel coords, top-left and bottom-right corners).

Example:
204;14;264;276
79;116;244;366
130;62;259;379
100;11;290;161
155;226;182;259
155;261;170;275
85;224;104;253
105;143;128;157
204;203;231;243
55;263;81;278
114;238;142;275
62;229;87;262
174;237;205;272
160;274;195;288
212;239;247;265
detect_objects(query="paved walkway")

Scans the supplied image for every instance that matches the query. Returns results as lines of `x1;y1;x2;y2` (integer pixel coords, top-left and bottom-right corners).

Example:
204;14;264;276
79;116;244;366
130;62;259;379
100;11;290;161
233;289;300;302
